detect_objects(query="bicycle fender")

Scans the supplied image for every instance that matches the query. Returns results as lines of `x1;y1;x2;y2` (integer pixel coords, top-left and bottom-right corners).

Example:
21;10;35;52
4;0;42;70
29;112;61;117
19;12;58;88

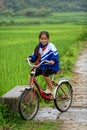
58;79;70;86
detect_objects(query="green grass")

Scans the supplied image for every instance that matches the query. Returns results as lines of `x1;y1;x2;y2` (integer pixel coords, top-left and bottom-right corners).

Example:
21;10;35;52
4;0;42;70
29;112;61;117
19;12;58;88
0;13;87;96
0;103;62;130
1;118;62;130
0;23;86;95
0;12;87;25
0;22;87;96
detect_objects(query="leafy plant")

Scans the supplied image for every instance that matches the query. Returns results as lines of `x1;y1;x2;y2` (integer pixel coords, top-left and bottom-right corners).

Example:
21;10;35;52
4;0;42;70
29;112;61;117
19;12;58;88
21;8;51;17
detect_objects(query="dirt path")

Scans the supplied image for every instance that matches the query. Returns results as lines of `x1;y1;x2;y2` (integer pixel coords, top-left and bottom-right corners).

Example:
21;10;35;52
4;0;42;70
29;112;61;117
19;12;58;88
59;46;87;130
72;47;87;107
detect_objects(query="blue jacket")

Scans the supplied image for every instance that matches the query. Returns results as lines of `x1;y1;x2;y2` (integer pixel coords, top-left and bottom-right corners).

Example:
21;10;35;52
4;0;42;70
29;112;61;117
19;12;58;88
29;43;60;72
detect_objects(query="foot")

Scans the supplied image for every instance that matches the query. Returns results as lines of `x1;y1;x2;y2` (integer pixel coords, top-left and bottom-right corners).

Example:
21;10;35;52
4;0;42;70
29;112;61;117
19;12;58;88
43;89;52;94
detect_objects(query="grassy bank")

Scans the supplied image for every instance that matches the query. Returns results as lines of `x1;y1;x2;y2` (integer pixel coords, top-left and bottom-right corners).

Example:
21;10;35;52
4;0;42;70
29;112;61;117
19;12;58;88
0;103;62;130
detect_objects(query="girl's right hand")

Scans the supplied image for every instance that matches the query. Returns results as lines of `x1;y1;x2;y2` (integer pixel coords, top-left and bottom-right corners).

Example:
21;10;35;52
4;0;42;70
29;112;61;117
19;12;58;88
49;60;55;65
26;57;32;62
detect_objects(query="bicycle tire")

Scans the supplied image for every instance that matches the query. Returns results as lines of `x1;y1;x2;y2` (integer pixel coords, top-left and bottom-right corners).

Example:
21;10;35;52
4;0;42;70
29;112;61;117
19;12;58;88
18;89;39;120
54;81;73;112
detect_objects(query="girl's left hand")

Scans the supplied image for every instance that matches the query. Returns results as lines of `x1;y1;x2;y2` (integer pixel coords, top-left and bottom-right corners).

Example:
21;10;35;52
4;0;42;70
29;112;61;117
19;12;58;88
49;60;55;65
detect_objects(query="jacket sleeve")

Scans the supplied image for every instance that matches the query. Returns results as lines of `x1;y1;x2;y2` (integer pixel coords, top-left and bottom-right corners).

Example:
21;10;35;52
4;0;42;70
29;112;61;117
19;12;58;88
29;53;37;63
50;52;59;63
49;44;59;63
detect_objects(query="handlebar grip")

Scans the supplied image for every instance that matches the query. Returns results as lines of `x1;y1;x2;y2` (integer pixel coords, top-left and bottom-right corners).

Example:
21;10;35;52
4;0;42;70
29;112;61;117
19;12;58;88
26;58;31;62
44;60;50;64
27;59;50;68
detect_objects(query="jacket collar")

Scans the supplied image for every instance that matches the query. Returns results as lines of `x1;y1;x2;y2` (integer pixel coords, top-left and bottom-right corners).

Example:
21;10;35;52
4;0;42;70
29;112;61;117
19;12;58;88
39;43;48;48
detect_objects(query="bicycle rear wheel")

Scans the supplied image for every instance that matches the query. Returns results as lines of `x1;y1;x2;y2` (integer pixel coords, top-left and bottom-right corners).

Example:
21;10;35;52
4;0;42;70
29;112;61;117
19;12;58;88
54;81;73;112
19;89;39;120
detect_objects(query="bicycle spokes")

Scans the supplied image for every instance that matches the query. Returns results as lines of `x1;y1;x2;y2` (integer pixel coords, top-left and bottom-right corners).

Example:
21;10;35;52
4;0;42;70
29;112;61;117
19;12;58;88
54;82;72;112
19;89;39;120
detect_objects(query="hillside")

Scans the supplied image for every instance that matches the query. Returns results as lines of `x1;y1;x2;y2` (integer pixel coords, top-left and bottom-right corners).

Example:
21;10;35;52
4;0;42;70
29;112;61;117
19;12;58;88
0;0;87;16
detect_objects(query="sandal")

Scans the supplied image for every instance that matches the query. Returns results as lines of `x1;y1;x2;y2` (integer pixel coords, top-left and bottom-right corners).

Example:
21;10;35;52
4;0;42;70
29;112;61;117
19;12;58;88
43;89;52;94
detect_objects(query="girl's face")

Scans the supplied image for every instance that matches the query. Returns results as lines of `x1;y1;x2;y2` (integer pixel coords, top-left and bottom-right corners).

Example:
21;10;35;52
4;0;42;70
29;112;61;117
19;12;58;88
39;34;49;45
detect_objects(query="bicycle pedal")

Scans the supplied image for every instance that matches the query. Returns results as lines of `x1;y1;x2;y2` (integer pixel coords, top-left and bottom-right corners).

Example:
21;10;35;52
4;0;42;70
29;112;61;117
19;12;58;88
26;86;33;90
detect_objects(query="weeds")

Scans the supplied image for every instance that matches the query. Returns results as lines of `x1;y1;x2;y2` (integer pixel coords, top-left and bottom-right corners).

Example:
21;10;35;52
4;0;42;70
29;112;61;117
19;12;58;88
0;103;62;130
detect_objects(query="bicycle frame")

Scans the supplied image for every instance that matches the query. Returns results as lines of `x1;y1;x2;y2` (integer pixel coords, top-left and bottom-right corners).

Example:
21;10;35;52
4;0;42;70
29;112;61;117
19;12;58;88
34;77;55;100
29;71;56;101
31;75;70;101
27;59;70;101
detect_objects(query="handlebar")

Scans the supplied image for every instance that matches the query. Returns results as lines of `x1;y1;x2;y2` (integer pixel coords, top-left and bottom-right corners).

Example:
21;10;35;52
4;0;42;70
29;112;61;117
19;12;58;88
27;58;50;68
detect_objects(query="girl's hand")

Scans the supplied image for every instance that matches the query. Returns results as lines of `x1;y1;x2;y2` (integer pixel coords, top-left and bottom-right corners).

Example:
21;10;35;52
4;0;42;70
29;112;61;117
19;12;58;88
26;57;32;62
49;60;55;65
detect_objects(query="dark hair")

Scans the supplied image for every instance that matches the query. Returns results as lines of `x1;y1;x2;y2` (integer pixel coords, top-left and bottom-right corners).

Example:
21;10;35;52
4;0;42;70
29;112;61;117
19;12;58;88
39;31;49;39
34;44;40;57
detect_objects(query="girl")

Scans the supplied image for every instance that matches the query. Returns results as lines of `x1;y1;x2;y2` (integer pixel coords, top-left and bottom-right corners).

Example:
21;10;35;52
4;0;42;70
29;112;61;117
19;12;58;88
28;31;60;94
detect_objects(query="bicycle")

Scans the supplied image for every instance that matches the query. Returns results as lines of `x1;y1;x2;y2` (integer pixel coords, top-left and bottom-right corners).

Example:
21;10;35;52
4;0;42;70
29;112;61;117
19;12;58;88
19;59;73;120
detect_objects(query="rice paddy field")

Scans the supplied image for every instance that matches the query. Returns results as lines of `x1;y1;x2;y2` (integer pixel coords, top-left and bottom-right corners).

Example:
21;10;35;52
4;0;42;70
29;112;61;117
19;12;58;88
0;13;87;96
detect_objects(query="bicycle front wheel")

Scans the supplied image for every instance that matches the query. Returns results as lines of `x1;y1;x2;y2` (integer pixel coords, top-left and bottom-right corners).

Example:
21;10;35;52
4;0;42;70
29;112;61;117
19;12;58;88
54;81;73;112
19;89;39;120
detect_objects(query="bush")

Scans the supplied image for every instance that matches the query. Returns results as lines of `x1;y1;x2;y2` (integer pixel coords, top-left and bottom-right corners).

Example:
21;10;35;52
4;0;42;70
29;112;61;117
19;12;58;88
79;32;87;41
20;8;52;17
0;103;8;127
0;103;23;128
1;9;15;16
